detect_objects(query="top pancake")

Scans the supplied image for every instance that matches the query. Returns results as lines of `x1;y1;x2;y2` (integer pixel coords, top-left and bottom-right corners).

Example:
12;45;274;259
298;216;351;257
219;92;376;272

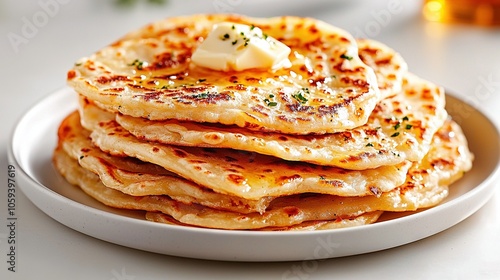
67;14;383;135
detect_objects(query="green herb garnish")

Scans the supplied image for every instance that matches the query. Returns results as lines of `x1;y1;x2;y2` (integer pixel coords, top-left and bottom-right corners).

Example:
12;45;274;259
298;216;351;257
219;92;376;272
340;54;353;60
128;59;145;70
192;93;209;99
292;92;308;104
264;94;278;107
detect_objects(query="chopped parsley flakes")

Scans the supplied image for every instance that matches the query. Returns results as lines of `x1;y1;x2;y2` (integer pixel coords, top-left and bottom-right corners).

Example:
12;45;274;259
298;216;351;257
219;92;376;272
340;54;353;60
128;59;145;70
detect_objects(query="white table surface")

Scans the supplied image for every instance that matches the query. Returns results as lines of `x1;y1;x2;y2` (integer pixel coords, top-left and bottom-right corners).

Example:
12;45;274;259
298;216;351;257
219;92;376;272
1;0;499;279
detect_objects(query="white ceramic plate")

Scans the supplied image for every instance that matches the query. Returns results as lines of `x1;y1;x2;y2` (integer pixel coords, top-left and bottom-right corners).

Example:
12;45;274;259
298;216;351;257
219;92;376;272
8;87;500;262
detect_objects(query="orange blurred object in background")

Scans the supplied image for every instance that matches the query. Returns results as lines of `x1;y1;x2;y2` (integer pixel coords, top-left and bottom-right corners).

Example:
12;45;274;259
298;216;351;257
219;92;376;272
423;0;500;25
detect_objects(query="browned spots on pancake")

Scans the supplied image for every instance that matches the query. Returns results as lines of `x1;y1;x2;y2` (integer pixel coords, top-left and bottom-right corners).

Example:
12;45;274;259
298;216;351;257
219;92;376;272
96;158;120;182
339;37;350;43
243;119;261;129
286;104;314;113
245;77;261;84
316;101;347;115
430;158;454;168
236;215;250;221
339;76;370;89
128;83;148;91
67;70;76;80
339;131;354;142
399;181;416;194
320;179;345;188
436;127;453;141
424;104;437;112
194;166;202;171
364;128;380;136
204;133;221;142
173;149;188;158
103;87;125;93
136;91;163;102
375;58;392;65
387;73;397;80
308;24;319;34
81;96;90;106
57;121;74;140
96;75;130;84
283;206;301;217
359;47;379;56
143;51;191;71
179;92;233;105
251;105;270;117
227;174;246;185
307;76;329;86
145;41;158;48
393;108;404;114
277;174;302;185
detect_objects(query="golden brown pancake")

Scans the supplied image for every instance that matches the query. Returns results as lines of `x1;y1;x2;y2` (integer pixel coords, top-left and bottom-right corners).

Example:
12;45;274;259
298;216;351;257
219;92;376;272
357;38;407;99
53;146;383;229
88;116;412;199
59;111;272;214
67;14;383;135
145;211;384;231
53;113;472;230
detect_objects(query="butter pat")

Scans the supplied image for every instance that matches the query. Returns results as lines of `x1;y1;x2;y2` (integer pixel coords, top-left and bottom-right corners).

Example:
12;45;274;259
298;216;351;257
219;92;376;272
191;22;291;72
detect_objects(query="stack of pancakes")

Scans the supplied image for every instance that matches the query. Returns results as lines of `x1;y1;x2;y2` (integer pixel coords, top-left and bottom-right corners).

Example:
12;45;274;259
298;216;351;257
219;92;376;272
54;14;473;231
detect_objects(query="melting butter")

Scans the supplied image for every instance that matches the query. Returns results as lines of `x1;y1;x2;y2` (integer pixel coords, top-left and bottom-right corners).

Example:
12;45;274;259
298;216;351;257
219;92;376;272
191;22;291;72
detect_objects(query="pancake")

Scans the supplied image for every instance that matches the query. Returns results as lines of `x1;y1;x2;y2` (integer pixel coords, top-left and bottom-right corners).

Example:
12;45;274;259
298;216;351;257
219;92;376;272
357;38;407;99
59;111;272;214
88;116;412;199
53;146;383;229
67;14;382;135
64;108;471;216
52;114;472;230
145;211;384;231
113;73;446;169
